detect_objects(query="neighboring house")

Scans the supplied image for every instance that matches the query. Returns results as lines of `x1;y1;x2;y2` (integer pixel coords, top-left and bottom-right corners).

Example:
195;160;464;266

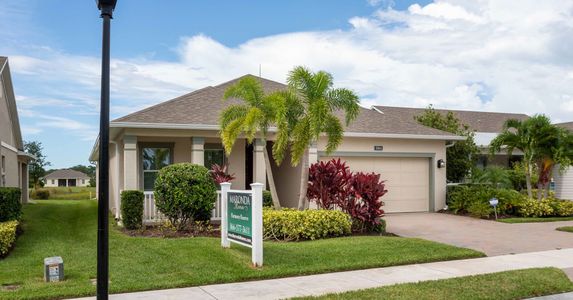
554;122;573;200
373;106;529;168
43;169;91;187
90;74;463;218
0;56;33;203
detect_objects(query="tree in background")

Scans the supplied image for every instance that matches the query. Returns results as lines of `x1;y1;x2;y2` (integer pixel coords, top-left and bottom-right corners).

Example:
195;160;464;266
273;66;360;210
24;141;51;189
70;164;96;187
415;105;479;182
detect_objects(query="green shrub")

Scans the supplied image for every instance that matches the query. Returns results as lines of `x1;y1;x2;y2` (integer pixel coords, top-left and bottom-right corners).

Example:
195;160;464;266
0;220;18;256
518;198;573;217
554;200;573;217
263;208;352;241
0;187;22;222
34;189;50;200
448;185;525;218
154;163;217;231
120;190;144;230
262;190;273;207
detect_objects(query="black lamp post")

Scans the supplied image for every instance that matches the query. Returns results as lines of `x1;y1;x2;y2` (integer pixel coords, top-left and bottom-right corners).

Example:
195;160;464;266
95;1;117;299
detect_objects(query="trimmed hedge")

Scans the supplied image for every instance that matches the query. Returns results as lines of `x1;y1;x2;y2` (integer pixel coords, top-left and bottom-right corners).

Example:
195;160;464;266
121;190;144;230
263;208;352;241
448;185;525;218
154;163;217;231
0;220;18;257
0;187;22;222
519;198;573;217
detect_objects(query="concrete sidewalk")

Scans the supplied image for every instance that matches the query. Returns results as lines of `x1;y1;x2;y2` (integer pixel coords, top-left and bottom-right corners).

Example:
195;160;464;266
71;248;573;300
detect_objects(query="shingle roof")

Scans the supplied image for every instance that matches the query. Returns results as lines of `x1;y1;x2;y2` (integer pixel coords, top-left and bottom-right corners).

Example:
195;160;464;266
113;75;458;138
44;169;90;180
374;106;529;133
113;75;286;125
0;57;6;66
557;122;573;131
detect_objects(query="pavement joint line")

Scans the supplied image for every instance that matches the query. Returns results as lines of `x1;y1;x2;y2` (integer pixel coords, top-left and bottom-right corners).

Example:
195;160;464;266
198;286;218;300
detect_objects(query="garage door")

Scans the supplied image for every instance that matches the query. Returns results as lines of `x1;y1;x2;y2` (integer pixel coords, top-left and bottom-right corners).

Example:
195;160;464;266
323;156;430;213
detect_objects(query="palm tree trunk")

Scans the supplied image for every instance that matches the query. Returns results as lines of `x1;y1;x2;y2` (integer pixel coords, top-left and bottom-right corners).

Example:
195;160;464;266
297;148;310;210
525;168;533;199
262;144;281;209
537;181;543;201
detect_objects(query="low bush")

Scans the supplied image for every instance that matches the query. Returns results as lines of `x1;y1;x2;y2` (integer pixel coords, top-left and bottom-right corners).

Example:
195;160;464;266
263;190;273;207
120;190;144;230
0;220;18;257
263;208;351;241
448;185;526;218
0;187;22;222
518;198;573;218
154;163;217;231
34;189;50;200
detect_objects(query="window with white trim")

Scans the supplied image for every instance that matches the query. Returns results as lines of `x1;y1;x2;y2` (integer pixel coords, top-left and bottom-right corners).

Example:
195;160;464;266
141;146;172;191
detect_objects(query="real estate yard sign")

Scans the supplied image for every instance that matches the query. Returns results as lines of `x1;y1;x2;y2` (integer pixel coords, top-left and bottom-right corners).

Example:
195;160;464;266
220;182;263;266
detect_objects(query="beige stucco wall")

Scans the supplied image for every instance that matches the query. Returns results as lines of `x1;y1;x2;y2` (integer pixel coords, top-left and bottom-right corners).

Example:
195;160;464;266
268;143;302;208
317;136;448;212
0;75;20;188
1;149;18;187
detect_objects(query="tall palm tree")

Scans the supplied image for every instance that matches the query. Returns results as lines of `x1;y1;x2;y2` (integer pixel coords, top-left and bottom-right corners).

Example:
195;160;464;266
490;115;569;199
274;66;360;210
219;76;282;208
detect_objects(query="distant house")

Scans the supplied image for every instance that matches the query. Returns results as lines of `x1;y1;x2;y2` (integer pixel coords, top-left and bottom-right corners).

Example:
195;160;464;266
44;169;91;187
554;122;573;200
373;106;529;168
0;56;34;203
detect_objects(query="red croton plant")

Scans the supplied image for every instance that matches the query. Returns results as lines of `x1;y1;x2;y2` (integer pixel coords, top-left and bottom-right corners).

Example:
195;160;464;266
307;159;388;232
209;164;236;185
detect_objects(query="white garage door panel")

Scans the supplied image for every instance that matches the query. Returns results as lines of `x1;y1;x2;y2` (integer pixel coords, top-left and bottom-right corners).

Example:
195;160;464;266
322;156;430;213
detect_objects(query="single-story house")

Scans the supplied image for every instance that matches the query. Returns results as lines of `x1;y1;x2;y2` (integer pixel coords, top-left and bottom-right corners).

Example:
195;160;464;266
0;56;33;203
373;106;529;168
554;122;573;200
90;75;464;219
43;169;91;187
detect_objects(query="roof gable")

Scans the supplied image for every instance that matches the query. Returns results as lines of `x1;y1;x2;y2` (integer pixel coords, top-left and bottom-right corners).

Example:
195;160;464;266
0;57;24;150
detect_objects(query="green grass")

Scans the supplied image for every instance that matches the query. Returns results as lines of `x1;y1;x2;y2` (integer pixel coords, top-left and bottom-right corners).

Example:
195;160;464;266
498;216;573;223
297;268;573;300
30;187;96;200
557;226;573;233
0;200;484;300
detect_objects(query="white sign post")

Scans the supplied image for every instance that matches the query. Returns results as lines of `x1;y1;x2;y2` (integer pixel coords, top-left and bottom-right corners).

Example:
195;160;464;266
220;182;264;267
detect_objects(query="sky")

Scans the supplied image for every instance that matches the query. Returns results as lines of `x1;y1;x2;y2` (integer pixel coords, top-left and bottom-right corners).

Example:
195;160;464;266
1;0;573;169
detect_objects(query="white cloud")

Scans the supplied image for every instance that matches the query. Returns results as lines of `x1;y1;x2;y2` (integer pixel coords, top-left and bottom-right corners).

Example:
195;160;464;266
8;0;573;127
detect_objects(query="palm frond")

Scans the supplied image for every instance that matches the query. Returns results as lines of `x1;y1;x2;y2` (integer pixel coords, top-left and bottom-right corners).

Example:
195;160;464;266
323;114;343;154
326;88;360;125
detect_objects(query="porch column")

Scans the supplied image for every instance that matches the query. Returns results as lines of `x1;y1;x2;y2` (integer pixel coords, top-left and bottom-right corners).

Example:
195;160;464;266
191;137;205;165
309;142;318;164
123;135;138;190
253;138;266;188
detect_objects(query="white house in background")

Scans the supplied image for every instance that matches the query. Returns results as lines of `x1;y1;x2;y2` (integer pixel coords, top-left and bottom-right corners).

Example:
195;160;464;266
44;169;91;187
373;106;529;168
0;56;33;203
554;122;573;200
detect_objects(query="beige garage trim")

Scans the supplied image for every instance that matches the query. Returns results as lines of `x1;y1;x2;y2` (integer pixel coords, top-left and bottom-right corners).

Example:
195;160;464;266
319;152;435;213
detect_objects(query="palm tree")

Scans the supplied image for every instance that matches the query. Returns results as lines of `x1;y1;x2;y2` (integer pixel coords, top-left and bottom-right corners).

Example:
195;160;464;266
490;115;571;199
274;66;360;210
219;76;282;208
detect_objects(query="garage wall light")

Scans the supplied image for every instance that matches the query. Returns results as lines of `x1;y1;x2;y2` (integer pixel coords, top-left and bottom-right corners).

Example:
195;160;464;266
437;159;446;168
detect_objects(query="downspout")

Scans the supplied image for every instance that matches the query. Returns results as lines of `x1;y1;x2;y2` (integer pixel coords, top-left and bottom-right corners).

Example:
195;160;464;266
110;141;120;219
446;141;457;148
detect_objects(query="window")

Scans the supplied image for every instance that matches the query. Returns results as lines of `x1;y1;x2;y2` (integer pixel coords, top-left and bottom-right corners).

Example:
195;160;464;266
1;155;5;187
204;144;225;170
51;180;55;184
82;179;85;184
142;146;172;191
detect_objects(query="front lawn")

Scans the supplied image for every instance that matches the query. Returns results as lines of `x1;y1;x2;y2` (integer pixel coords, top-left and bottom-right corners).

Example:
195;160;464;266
557;226;573;233
0;200;483;300
297;268;573;300
498;216;573;223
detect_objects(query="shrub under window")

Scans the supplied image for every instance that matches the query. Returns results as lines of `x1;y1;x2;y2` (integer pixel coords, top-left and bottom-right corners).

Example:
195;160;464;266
154;163;217;231
121;190;144;230
0;187;22;222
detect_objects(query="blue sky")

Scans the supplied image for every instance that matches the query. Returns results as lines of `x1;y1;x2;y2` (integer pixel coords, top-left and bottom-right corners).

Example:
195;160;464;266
1;0;572;169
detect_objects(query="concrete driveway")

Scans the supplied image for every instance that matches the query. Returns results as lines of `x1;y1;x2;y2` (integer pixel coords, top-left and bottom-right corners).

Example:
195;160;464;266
385;213;573;256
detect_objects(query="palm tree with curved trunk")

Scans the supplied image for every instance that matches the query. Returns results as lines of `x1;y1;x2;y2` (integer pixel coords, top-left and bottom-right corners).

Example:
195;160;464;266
273;66;360;210
219;76;282;208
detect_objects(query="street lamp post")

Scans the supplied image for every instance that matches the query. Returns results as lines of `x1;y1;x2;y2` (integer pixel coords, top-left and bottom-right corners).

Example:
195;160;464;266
95;1;117;299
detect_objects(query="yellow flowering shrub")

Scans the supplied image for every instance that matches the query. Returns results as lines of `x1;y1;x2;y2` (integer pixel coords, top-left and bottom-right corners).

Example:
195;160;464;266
0;220;18;257
263;208;351;241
